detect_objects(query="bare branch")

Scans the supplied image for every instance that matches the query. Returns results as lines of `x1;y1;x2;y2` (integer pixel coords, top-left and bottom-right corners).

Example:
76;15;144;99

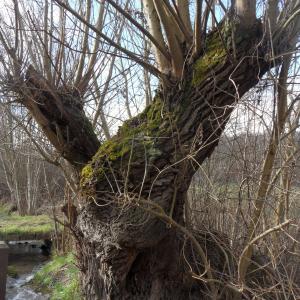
106;0;171;61
54;0;163;78
74;0;92;86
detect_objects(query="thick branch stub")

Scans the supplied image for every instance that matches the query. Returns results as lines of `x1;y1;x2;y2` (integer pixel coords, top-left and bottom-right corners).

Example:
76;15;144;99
20;66;100;170
235;0;256;27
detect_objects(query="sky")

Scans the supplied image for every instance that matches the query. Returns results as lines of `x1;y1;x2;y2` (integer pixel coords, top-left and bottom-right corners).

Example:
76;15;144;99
0;0;299;140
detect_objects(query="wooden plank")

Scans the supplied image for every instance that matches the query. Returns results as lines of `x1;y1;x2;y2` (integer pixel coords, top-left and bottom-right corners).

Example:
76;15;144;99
0;241;9;300
0;232;53;241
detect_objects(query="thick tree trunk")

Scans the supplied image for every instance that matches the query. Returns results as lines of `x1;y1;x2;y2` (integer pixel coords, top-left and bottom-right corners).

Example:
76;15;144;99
77;220;232;299
16;21;289;299
75;23;273;299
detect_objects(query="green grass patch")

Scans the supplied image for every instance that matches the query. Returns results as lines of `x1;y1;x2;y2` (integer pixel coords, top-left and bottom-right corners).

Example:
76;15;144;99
7;265;19;278
31;253;81;300
0;204;56;240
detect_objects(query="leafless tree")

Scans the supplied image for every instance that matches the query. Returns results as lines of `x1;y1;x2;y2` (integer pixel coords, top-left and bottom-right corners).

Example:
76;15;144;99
0;0;299;299
0;105;65;214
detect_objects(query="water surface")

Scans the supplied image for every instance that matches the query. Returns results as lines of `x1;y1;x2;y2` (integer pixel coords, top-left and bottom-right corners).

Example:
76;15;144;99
6;253;49;300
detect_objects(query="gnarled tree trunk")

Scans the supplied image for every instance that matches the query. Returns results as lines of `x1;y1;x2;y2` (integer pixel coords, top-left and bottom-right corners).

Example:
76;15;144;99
73;24;271;299
15;21;288;299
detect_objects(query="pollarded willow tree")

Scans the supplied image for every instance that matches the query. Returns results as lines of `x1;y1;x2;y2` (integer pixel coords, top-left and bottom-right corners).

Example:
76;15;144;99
1;0;300;299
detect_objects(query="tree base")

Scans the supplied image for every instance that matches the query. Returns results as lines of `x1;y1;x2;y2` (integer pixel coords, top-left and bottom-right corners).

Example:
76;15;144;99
76;224;233;300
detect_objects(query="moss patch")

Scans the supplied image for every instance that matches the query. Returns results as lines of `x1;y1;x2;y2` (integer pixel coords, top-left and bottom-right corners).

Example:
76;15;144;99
80;164;95;188
0;205;56;240
193;30;227;86
95;136;132;162
31;253;81;300
80;97;168;191
117;96;164;137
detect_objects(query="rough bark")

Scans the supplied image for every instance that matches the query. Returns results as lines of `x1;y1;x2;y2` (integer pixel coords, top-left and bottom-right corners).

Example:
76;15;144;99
75;23;273;299
14;17;293;299
17;65;100;170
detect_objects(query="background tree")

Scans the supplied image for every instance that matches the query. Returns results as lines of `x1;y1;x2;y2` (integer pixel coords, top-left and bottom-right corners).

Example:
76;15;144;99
0;105;65;214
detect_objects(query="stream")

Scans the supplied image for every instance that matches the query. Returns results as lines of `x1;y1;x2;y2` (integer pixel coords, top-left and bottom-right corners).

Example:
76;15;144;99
6;243;50;300
6;271;48;300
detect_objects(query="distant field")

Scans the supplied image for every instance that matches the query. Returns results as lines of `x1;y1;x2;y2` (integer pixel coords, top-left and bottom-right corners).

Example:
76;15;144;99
0;204;57;240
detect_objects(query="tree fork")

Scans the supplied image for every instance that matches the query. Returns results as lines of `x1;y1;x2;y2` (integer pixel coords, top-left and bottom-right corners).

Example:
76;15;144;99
76;23;274;299
14;20;288;299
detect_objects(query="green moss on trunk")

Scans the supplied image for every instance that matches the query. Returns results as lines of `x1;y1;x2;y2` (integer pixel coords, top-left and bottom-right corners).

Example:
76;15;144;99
80;22;262;200
80;96;167;192
192;30;227;86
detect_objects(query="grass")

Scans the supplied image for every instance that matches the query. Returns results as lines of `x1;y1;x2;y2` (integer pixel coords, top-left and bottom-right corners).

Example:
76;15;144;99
7;265;19;278
0;204;56;240
31;253;82;300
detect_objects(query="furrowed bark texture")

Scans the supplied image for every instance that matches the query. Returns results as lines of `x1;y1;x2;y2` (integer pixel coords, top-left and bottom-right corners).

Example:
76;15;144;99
76;23;274;299
18;65;100;169
17;21;287;299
